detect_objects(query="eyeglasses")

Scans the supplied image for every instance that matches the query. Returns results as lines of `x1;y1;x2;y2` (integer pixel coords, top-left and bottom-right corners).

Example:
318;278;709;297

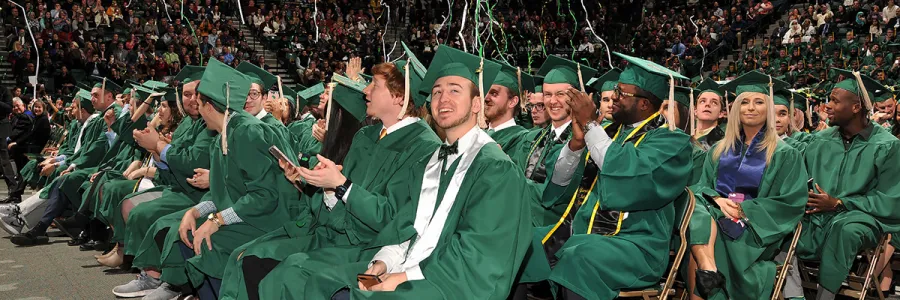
613;87;653;100
248;90;262;100
526;103;546;111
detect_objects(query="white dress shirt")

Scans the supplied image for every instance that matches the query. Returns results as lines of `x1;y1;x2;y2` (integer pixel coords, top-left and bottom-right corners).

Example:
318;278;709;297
552;121;642;186
488;118;517;132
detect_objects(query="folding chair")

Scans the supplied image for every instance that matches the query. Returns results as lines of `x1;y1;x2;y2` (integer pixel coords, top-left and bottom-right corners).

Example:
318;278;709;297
619;187;696;300
798;234;891;300
772;222;803;300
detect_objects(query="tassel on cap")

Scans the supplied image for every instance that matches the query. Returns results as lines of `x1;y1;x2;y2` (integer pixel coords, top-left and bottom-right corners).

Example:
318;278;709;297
517;67;525;109
101;78;107;103
851;71;874;113
689;88;696;136
175;86;186;117
577;64;585;92
666;73;675;131
325;82;336;129
295;92;301;117
222;82;230;155
398;63;410;120
477;58;487;129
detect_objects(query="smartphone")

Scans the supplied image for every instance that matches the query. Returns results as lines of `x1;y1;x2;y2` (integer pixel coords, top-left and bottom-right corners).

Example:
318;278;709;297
297;152;312;169
807;178;815;191
269;145;297;166
357;273;382;289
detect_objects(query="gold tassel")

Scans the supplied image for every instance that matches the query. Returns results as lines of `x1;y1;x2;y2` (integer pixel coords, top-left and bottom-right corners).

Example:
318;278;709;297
175;86;186;117
477;58;487;129
851;71;874;113
222;82;230;155
577;64;585;93
325;82;336;129
517;67;525;110
667;74;675;131
277;76;284;100
101;78;107;104
398;63;410;120
689;88;696;135
789;91;795;132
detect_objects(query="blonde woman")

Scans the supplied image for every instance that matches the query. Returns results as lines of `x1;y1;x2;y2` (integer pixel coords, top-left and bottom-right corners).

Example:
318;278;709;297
685;72;807;300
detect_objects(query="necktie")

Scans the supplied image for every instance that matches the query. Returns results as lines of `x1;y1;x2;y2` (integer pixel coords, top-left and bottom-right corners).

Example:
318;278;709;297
485;128;496;135
379;128;387;140
438;141;459;161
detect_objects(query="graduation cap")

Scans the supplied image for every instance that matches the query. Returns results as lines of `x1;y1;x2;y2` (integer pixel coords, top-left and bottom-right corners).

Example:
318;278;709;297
280;85;297;116
298;83;325;108
587;68;621;93
492;60;536;97
75;89;95;114
236;61;278;90
75;80;94;92
533;76;544;93
143;80;169;90
696;78;724;98
197;58;255;155
359;73;372;83
831;68;882;111
674;86;698;134
419;45;502;128
536;55;598;91
174;65;206;84
330;74;368;123
874;87;894;103
614;51;688;131
721;71;789;97
396;42;429;113
89;75;124;94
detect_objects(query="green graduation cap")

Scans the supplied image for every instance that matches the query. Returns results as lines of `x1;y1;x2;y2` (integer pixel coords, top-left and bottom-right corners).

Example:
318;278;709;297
282;86;297;103
331;74;368;122
874;87;894;103
533;76;544;93
721;71;789;97
492;60;536;98
89;76;124;94
75;89;95;114
537;55;598;90
402;42;428;77
131;84;155;103
359;73;373;84
673;86;696;108
696;78;724;97
143;80;169;90
122;87;132;95
587;68;622;93
76;81;94;92
298;83;325;108
175;65;206;84
236;61;278;90
831;68;883;111
418;45;502;101
397;42;429;108
197;58;254;112
773;89;792;107
615;52;688;102
791;90;809;112
160;87;178;107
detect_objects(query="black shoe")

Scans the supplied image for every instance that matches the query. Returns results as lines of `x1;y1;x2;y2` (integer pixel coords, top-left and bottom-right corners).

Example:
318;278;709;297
695;269;726;298
67;231;89;246
53;216;87;239
10;228;50;246
80;240;99;251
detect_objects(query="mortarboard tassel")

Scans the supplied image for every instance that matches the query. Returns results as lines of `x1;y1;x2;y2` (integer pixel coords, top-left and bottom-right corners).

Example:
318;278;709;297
666;73;675;131
295;92;301;118
851;71;874;113
398;63;410;120
517;67;525;110
325;82;336;130
689;88;696;136
101;78;107;103
789;92;795;132
277;75;284;101
223;82;230;155
477;58;487;129
577;64;585;93
175;86;186;117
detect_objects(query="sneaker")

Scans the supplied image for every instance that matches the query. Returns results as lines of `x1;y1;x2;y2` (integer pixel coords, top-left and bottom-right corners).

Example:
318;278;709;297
141;283;181;300
0;213;25;235
0;204;18;218
112;272;163;298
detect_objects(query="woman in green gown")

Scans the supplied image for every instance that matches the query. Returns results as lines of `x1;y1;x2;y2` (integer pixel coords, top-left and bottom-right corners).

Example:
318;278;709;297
685;76;807;300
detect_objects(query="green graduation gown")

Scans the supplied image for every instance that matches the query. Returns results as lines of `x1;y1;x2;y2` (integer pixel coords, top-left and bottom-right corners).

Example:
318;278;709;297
488;124;528;156
287;113;322;155
519;119;693;300
122;118;216;257
686;141;807;300
795;124;900;293
511;124;574;226
296;131;531;300
38;103;121;203
218;120;441;300
132;112;300;287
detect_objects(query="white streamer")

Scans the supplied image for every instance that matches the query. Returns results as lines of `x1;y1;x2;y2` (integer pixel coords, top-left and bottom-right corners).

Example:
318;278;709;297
435;0;451;37
579;0;612;70
457;0;469;53
689;16;707;79
380;1;394;61
161;0;172;22
313;0;319;43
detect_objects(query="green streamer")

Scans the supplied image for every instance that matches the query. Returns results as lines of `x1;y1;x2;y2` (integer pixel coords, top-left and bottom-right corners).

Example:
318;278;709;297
567;0;577;60
181;0;201;65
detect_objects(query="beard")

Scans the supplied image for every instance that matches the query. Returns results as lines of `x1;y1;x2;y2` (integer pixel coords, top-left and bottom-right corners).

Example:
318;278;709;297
437;110;472;130
612;103;638;124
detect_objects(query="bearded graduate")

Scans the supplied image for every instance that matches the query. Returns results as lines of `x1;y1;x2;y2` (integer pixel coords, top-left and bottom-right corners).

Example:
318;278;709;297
684;72;807;300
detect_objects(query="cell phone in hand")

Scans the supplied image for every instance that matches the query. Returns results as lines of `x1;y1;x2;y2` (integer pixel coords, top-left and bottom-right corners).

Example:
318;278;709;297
297;152;312;169
269;145;296;168
807;178;815;191
357;273;382;289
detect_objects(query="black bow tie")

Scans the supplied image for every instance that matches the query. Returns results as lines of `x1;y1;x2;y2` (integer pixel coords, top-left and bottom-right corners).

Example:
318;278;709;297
438;141;459;161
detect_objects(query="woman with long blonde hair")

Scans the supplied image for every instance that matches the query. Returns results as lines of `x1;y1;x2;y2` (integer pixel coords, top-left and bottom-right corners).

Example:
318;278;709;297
684;71;807;300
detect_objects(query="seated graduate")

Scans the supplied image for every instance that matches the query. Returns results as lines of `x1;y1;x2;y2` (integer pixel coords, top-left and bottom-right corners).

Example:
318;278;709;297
785;70;900;300
526;80;551;130
287;83;326;155
484;60;533;155
585;68;621;128
693;78;727;150
111;59;301;299
236;61;284;127
0;90;93;235
514;52;693;300
8;79;123;246
218;51;441;300
510;55;598;226
294;45;530;300
684;72;807;300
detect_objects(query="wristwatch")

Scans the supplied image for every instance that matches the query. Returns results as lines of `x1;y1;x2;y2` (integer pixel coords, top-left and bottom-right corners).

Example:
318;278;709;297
583;120;601;133
334;178;353;200
208;213;222;228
